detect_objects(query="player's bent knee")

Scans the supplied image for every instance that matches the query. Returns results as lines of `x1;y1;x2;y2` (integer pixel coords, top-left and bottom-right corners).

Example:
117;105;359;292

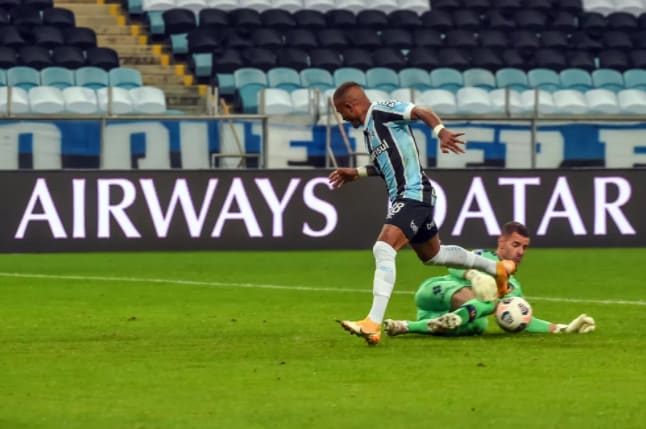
373;241;397;261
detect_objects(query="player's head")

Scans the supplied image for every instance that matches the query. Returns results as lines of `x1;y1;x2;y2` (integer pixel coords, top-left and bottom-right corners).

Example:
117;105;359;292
497;221;530;266
333;82;371;128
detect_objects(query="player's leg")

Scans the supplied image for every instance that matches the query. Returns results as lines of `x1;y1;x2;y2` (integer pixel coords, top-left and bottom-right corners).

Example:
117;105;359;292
427;288;496;331
338;223;409;345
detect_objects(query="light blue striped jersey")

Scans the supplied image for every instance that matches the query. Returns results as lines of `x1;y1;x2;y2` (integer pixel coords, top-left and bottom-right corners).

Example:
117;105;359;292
362;100;434;204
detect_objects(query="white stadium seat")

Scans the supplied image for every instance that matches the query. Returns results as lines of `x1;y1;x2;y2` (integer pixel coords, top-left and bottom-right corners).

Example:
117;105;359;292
175;0;208;12
390;88;416;103
585;89;620;114
488;88;523;114
238;0;274;11
416;89;457;114
553;89;588;114
206;0;239;9
272;0;304;12
29;86;66;114
334;0;366;12
142;0;175;11
370;0;399;13
456;86;492;114
617;89;646;114
63;87;99;114
0;86;29;114
614;0;646;15
290;88;315;114
303;0;336;12
397;0;430;14
260;88;294;115
583;0;615;15
521;89;556;114
130;86;167;114
364;89;391;102
97;87;133;114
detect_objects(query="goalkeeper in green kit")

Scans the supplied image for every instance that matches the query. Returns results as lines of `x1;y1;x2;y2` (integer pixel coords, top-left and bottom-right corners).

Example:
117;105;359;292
384;221;596;337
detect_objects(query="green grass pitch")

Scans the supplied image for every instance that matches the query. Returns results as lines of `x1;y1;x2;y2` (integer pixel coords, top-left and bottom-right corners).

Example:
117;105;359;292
1;248;645;429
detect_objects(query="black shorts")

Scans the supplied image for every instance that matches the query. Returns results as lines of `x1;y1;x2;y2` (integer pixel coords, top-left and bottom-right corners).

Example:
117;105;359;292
385;198;439;243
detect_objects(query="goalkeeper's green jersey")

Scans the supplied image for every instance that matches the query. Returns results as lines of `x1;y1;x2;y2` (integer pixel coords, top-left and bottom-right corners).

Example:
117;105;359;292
448;249;553;333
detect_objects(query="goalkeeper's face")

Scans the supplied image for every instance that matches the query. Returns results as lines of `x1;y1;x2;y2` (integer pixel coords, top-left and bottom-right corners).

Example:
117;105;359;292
497;232;530;266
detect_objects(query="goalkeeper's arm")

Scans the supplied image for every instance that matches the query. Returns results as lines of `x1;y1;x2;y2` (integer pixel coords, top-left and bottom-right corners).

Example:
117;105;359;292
526;314;596;334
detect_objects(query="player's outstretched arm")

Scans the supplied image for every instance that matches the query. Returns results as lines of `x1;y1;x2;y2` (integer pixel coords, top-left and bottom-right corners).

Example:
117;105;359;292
411;106;465;154
328;166;377;188
526;314;596;334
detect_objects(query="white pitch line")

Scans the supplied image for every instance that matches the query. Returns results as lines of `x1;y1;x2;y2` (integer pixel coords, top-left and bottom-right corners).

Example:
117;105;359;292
0;271;644;307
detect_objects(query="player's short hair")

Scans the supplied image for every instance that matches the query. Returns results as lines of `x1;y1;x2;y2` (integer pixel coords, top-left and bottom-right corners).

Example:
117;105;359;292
333;81;362;101
502;221;529;238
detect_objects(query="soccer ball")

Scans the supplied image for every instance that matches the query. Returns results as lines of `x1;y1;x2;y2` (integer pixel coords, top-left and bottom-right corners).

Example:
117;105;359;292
495;296;533;333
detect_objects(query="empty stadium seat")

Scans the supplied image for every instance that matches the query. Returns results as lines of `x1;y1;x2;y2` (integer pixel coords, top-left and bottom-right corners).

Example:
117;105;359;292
42;7;75;27
430;68;463;93
303;0;336;12
76;67;109;90
40;67;75;89
130;86;167;114
389;87;416;103
528;68;561;92
0;86;29;114
267;67;301;92
32;26;64;49
0;46;17;68
29;86;66;114
398;67;432;91
63;86;99;114
19;46;53;70
496;68;530;91
456;86;492;114
309;48;342;71
398;0;430;14
416;89;457;114
520;89;556;113
97;87;133;114
86;47;120;71
162;8;197;34
406;48;440;70
300;67;334;90
617;88;646;113
63;27;97;51
109;67;143;89
592;68;625;92
560;68;593;92
365;67;399;92
290;88;315;114
463;68;496;91
269;0;303;13
584;88;620;114
553;89;588;114
333;67;367;86
276;48;309;70
342;48;373;69
488;88;523;115
143;0;175;11
623;68;646;91
175;0;208;13
8;66;40;90
234;67;268;113
52;46;86;69
364;88;391;102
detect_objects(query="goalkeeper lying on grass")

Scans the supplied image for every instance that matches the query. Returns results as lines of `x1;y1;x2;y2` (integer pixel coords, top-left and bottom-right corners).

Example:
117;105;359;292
384;221;596;337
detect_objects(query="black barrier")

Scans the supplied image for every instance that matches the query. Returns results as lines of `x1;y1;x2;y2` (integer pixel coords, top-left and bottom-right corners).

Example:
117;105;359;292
0;169;644;252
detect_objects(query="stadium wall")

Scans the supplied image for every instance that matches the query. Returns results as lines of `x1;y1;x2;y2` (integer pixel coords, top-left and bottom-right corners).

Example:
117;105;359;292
1;169;643;252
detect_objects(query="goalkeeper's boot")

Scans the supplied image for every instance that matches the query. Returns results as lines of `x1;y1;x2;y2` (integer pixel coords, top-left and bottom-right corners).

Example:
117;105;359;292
427;313;462;332
337;317;381;345
384;319;408;336
495;260;516;298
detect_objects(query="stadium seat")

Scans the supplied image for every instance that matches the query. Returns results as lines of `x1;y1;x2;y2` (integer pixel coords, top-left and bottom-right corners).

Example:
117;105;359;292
32;26;64;49
584;0;614;16
318;29;349;50
285;29;318;50
8;66;40;90
430;68;463;93
42;7;75;27
486;9;516;31
325;9;356;27
553;89;588;114
12;5;42;31
300;68;334;90
540;30;569;50
19;46;53;70
251;28;284;50
371;48;406;71
496;68;530;92
229;8;262;29
198;8;230;28
75;67;109;90
416;89;457;114
456;86;492;114
242;47;277;70
598;49;630;71
380;29;413;50
0;86;29;114
143;0;175;11
413;29;444;49
528;68;561;92
51;46;85;70
406;48;440;70
501;48;530;70
239;0;274;11
445;29;477;49
63;28;97;51
309;49;343;71
520;89;556;114
370;0;399;13
352;29;382;50
23;0;54;11
388;10;422;29
29;86;66;114
437;47;470;70
162;8;197;34
607;11;639;31
623;68;646;91
187;28;223;54
488;88;523;115
584;89;620;114
560;69;593;92
303;0;336;11
40;67;75;90
290;88;316;114
0;26;24;48
533;48;567;71
63;86;99;114
398;68;432;91
398;0;431;14
463;68;496;91
86;47;120;71
268;0;303;13
452;9;482;31
293;10;326;29
276;48;309;70
175;0;208;13
602;31;633;51
333;67;367;87
617;88;646;114
364;88;391;102
390;87;416;103
479;29;508;50
630;49;646;69
109;68;143;89
342;48;374;70
130;86;167;114
514;9;547;31
567;50;597;72
551;10;578;33
421;9;454;33
592;69;625;92
472;47;504;71
365;67;399;92
267;67;301;92
356;9;389;28
97;87;133;114
0;46;17;68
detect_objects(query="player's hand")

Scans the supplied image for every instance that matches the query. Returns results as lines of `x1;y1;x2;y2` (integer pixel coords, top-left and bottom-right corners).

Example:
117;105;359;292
465;270;497;302
438;128;466;154
553;314;596;334
328;167;359;188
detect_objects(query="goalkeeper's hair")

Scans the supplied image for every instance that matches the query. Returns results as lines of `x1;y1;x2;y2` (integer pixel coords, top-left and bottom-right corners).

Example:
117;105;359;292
502;221;529;238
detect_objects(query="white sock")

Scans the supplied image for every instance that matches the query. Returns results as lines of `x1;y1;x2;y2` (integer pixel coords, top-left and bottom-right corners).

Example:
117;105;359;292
367;241;397;324
425;245;497;275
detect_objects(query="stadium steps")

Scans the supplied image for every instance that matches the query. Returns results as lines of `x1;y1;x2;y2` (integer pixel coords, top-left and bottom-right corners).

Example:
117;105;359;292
56;0;207;114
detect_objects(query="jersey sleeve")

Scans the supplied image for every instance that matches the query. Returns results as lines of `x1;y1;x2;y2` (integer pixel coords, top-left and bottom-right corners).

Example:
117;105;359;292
525;316;553;333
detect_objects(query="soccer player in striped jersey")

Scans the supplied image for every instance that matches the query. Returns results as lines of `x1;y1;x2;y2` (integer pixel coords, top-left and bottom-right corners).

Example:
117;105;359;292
328;82;516;345
384;221;596;336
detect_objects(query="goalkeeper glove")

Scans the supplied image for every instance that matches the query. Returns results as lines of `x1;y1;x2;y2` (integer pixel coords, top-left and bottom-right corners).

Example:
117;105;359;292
553;314;596;334
464;269;497;302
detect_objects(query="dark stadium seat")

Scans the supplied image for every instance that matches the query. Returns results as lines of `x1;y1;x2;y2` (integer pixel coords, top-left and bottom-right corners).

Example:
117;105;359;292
471;48;504;71
0;26;25;47
242;47;277;71
0;8;9;26
32;25;64;49
534;48;567;71
631;30;646;49
495;0;522;12
559;0;583;14
251;28;284;50
229;8;262;30
86;47;120;71
465;0;492;13
629;49;646;69
406;48;440;70
223;29;253;49
486;10;516;31
521;0;552;12
502;48;530;70
309;48;342;71
381;29;413;49
52;45;86;69
276;47;309;70
318;29;349;50
479;29;509;49
351;29;382;50
540;30;569;50
213;48;244;73
372;47;406;70
260;9;295;30
570;31;603;54
598;49;630;71
579;12;607;37
342;48;374;70
187;28;223;53
514;9;547;31
606;12;638;32
452;9;482;31
285;28;318;49
41;7;75;28
23;0;53;10
199;9;230;29
438;47;471;70
421;10;454;33
12;5;42;32
0;46;17;68
19;45;52;69
567;50;596;71
64;27;97;50
509;30;540;54
326;9;356;28
0;0;20;10
445;29;477;49
356;10;388;29
551;11;578;33
638;13;646;30
162;8;197;35
387;10;422;29
431;0;461;10
602;31;634;51
293;10;326;29
413;29;443;48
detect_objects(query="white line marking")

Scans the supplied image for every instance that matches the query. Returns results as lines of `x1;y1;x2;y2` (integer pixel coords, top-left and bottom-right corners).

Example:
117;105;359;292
0;271;644;307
